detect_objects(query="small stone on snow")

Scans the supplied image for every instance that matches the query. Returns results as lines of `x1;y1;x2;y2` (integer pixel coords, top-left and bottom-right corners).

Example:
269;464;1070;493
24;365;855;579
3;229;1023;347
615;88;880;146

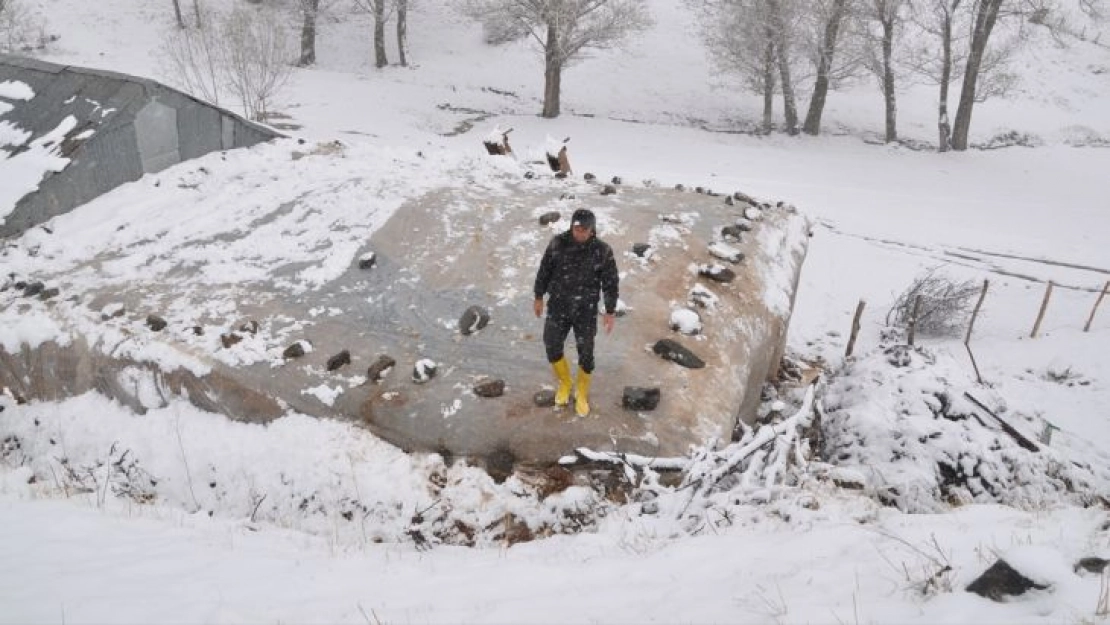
412;358;437;383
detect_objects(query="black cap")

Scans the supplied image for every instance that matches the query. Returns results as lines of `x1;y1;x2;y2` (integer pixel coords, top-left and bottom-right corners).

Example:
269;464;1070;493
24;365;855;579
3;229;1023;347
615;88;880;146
571;209;596;231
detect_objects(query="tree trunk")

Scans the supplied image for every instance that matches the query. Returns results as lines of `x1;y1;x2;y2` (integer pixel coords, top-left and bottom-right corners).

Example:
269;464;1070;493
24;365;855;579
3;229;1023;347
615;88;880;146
951;0;1003;151
172;0;185;29
937;4;956;152
542;21;562;118
298;0;320;67
880;9;897;142
803;0;849;136
761;38;776;134
396;0;408;67
373;0;388;68
768;0;798;135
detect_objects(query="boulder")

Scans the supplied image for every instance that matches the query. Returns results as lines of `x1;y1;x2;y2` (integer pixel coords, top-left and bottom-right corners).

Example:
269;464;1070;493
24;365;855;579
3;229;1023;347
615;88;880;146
146;314;167;332
474;379;505;398
283;340;311;359
652;339;706;369
698;264;736;284
733;191;758;205
623;387;661;411
1075;557;1110;575
412;358;437;383
533;389;556;407
100;303;126;320
539;211;561;226
669;308;702;335
708;242;744;264
327;350;351;371
366;355;396;383
688;284;718;309
459;305;491;335
721;225;745;241
966;559;1048;601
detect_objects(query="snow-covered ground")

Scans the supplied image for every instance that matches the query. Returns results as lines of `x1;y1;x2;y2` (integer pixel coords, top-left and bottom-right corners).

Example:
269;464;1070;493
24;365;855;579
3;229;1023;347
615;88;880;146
3;0;1110;622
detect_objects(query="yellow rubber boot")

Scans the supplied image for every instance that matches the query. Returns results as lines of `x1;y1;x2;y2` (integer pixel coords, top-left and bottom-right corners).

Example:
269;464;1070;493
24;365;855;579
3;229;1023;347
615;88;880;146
574;368;591;417
552;358;572;407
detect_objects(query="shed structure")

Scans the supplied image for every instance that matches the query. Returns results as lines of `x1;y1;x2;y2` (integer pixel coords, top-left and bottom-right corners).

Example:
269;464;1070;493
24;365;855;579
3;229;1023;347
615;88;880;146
0;53;279;238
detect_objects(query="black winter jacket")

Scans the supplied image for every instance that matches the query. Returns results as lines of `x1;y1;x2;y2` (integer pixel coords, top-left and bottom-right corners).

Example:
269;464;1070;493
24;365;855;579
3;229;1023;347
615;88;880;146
534;231;620;316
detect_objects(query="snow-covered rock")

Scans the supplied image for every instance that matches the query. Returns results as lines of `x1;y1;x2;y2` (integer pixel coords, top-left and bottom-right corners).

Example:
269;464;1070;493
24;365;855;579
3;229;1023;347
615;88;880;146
669;308;702;335
708;242;743;264
413;359;437;384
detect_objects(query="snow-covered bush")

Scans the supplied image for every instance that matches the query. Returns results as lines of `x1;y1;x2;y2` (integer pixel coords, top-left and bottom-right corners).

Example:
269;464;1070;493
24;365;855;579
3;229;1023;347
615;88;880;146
1061;125;1110;148
820;337;1109;513
973;129;1044;150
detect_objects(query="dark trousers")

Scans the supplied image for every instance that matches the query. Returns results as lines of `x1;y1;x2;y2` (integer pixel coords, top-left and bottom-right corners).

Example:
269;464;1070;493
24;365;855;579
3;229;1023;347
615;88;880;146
544;309;598;373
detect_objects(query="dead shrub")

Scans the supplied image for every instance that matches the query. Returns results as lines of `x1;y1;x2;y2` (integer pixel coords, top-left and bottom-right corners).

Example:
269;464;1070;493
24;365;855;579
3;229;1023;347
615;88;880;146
886;268;980;337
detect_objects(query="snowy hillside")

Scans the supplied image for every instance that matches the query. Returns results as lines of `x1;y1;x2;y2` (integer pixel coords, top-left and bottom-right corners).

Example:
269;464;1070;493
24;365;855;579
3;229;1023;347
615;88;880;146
3;0;1110;623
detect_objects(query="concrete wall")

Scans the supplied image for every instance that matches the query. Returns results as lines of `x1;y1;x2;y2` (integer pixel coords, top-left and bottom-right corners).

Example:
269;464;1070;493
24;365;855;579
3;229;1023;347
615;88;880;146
0;54;281;238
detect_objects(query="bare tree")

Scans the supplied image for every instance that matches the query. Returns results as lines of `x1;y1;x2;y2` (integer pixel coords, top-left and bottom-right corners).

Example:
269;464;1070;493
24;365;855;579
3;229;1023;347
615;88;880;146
758;30;776;133
396;0;408;66
172;0;186;29
688;0;779;133
465;0;653;118
950;0;1003;150
353;0;391;68
858;0;909;142
161;4;293;120
800;0;853;135
907;0;966;151
0;0;48;54
297;0;321;66
162;16;225;105
908;0;1023;151
221;6;294;120
767;0;800;134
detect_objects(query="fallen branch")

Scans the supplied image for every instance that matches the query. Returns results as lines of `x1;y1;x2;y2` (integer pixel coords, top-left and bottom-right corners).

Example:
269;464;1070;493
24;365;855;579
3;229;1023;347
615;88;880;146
964;392;1039;452
705;383;817;490
561;448;688;479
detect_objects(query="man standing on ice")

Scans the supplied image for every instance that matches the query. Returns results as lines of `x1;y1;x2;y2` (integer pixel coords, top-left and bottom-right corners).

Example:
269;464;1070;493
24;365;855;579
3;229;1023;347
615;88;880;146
533;208;620;417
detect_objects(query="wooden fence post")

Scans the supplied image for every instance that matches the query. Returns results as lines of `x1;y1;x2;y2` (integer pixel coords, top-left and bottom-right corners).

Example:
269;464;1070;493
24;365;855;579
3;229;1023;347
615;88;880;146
964;279;989;384
844;299;865;358
907;295;922;346
1030;281;1054;339
1084;280;1109;332
965;279;989;345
